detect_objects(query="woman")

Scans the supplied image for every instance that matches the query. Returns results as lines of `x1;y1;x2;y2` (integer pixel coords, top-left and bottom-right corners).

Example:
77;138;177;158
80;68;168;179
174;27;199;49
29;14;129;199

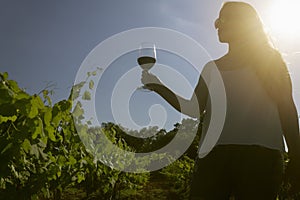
141;1;300;199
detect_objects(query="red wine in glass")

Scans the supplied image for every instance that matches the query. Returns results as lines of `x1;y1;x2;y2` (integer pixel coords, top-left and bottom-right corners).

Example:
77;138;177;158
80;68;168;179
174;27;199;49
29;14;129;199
137;56;156;71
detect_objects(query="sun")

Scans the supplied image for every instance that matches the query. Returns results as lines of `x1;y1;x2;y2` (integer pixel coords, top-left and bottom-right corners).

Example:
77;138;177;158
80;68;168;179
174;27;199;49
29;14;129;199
265;0;300;38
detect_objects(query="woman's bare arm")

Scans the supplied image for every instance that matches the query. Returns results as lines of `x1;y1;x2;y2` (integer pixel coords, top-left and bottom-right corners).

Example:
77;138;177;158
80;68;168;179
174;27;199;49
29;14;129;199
277;72;300;193
141;70;209;119
278;94;300;159
276;67;300;158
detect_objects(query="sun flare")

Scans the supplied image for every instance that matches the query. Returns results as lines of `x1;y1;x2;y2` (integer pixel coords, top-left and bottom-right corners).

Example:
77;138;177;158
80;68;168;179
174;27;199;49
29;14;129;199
266;0;300;38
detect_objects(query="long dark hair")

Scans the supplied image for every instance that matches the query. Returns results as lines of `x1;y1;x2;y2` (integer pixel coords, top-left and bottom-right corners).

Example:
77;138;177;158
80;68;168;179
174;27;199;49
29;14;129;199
222;1;291;102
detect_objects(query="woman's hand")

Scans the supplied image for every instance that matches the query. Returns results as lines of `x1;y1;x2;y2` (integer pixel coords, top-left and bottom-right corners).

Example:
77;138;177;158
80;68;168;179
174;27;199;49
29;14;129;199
285;156;300;195
141;70;162;90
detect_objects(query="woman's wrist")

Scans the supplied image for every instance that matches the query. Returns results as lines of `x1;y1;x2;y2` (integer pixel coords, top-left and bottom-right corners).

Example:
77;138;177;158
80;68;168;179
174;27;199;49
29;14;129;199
144;83;163;92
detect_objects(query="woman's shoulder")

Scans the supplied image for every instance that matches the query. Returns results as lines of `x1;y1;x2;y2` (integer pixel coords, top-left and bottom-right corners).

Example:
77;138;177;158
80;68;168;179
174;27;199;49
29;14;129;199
203;56;226;68
200;57;226;78
213;56;226;67
210;55;239;71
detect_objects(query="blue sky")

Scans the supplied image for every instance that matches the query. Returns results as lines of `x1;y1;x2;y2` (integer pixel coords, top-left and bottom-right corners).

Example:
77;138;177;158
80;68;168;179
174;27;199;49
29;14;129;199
1;0;299;131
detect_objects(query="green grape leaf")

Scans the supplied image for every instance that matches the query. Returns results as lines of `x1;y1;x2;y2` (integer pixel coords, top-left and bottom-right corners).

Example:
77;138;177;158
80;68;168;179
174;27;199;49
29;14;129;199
58;155;66;167
57;171;61;178
32;95;45;109
30;144;40;158
82;91;91;100
68;156;77;165
28;95;44;119
72;102;84;117
44;107;52;126
32;118;43;139
0;115;17;123
22;139;31;153
77;172;85;183
28;105;38;119
89;80;94;90
2;72;8;80
62;126;71;141
0;89;13;104
7;80;21;93
15;91;30;100
52;104;62;126
92;70;97;76
59;100;71;112
71;81;85;100
48;130;56;142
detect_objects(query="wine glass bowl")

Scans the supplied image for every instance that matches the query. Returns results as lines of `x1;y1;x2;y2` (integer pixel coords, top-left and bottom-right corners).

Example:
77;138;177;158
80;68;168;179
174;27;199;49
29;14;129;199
137;42;156;71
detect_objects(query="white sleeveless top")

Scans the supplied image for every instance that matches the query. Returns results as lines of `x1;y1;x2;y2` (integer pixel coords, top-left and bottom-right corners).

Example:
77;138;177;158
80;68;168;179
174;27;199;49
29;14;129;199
199;63;284;155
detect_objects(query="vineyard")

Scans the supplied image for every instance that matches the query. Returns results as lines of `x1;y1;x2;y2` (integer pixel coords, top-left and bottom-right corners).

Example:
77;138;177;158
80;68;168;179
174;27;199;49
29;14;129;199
0;72;299;199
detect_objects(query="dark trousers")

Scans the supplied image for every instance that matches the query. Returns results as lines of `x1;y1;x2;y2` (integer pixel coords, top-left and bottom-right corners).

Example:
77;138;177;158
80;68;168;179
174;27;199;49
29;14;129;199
190;144;284;200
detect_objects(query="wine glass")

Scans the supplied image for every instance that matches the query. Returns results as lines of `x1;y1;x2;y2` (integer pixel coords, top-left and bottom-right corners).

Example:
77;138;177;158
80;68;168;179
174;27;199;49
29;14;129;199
137;42;156;91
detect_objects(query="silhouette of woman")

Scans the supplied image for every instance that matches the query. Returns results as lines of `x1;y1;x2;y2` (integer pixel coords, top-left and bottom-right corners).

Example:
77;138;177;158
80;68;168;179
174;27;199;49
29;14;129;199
141;1;300;199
